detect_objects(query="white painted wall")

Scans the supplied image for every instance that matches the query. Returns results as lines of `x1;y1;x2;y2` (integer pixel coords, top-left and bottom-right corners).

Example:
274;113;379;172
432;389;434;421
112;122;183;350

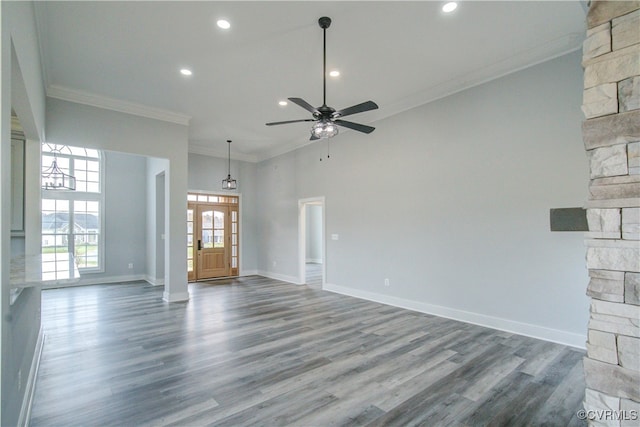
187;152;258;274
45;98;189;302
256;51;590;347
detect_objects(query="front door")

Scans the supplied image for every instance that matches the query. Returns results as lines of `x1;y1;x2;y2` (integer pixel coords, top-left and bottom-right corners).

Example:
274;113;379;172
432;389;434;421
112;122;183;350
187;194;239;281
197;205;228;279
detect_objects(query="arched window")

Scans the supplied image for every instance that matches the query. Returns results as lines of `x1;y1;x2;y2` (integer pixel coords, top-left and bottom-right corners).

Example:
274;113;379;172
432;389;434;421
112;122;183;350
41;143;104;277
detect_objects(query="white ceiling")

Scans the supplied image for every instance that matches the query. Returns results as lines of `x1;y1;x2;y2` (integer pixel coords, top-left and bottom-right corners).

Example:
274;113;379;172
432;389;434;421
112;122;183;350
34;1;587;162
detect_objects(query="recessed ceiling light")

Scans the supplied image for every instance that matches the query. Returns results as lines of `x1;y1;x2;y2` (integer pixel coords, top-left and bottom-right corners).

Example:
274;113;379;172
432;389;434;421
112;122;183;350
329;70;340;77
180;68;192;76
217;19;231;29
442;2;458;13
278;100;288;106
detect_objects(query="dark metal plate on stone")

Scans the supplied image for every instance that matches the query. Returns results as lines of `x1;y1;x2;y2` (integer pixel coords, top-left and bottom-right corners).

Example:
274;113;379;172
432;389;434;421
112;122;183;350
550;208;588;232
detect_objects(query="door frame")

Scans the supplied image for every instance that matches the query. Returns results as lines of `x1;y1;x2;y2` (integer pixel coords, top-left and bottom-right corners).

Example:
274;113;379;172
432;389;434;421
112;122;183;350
298;196;326;287
187;191;242;281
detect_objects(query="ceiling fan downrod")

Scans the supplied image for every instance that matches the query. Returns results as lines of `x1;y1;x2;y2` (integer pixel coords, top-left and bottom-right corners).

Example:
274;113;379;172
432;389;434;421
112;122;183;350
319;16;331;108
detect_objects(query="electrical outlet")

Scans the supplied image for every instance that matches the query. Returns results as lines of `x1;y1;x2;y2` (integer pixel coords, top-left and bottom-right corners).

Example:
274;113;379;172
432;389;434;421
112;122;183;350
128;263;133;269
18;369;22;390
384;278;390;287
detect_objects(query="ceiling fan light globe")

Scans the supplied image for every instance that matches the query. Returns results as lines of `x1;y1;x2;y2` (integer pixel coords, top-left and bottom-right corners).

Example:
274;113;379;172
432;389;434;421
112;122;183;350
311;121;339;139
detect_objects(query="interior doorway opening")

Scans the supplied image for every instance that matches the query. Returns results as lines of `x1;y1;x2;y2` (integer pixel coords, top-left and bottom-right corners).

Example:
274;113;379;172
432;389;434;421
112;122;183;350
155;172;165;284
298;197;325;287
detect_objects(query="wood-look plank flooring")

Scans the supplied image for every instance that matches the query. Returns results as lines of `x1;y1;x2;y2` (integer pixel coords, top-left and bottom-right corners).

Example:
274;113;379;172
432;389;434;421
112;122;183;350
31;276;586;426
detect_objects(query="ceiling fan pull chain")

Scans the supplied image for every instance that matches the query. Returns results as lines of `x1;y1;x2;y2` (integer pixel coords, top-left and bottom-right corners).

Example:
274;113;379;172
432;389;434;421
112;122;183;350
319;139;330;161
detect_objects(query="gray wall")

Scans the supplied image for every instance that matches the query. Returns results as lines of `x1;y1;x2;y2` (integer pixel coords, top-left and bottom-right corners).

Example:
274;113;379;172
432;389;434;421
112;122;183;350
188;152;258;274
10;237;24;255
255;51;590;346
146;157;169;286
256;152;299;278
97;151;147;280
1;1;47;424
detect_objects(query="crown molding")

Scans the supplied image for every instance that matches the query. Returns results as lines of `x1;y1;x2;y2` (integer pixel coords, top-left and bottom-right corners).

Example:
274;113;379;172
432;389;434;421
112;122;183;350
33;1;51;89
362;33;584;128
189;141;258;163
46;85;191;126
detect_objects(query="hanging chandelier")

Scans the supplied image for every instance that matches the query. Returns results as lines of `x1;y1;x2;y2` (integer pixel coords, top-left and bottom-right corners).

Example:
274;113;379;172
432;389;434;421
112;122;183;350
41;144;76;190
222;139;237;190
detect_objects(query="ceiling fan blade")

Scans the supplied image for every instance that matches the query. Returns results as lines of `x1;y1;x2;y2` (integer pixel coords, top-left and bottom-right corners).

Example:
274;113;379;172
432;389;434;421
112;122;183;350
266;119;315;126
288;98;319;114
334;119;375;134
334;101;378;118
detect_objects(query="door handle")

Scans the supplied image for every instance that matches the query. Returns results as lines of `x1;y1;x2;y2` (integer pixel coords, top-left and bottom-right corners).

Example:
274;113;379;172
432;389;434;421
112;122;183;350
198;240;202;250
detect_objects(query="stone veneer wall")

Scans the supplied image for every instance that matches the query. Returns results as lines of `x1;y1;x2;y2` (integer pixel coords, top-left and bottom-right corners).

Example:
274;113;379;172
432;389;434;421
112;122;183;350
581;1;640;426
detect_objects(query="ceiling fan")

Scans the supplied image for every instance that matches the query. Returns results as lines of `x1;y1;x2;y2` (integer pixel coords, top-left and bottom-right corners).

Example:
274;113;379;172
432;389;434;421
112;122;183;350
266;16;378;140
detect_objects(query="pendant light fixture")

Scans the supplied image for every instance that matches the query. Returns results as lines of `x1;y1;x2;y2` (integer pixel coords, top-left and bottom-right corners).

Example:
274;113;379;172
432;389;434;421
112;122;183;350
41;143;76;190
222;139;237;190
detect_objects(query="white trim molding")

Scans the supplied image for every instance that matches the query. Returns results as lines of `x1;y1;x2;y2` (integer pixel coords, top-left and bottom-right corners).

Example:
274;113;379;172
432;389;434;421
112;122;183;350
46;85;191;125
240;269;259;277
324;283;587;349
41;274;148;289
298;197;326;287
163;291;190;303
145;275;165;287
17;328;44;427
256;270;303;285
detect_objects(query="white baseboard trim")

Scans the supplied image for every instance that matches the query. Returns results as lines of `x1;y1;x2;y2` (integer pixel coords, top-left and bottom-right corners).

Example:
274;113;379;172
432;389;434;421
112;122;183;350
41;274;148;289
240;269;259;277
323;283;586;349
78;274;147;286
145;275;165;287
18;327;44;427
305;258;323;264
163;291;190;303
257;270;303;285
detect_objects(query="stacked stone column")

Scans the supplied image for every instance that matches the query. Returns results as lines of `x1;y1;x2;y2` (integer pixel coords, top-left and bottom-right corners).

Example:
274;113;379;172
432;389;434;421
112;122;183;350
582;1;640;426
